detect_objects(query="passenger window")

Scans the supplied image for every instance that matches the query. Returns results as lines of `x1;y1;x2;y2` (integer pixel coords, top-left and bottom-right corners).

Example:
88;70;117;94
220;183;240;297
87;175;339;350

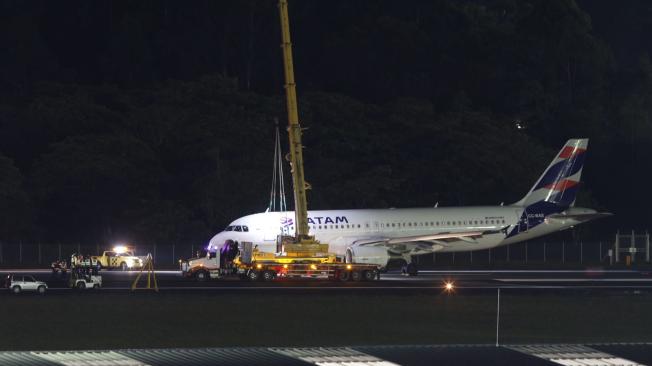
234;226;242;232
319;225;322;229
243;226;249;232
358;224;361;228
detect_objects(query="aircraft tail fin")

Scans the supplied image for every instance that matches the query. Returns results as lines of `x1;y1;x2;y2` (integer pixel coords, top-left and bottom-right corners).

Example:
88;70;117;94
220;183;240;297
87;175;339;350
514;138;588;209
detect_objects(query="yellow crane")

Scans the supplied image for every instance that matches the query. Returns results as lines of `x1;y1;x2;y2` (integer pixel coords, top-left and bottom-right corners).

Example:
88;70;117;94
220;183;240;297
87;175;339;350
277;0;328;256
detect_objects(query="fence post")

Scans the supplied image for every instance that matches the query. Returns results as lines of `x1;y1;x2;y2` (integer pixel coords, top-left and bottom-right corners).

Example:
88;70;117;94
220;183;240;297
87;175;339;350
562;241;565;264
452;252;455;265
615;231;620;263
38;243;42;265
488;248;491;264
646;231;650;263
631;229;636;263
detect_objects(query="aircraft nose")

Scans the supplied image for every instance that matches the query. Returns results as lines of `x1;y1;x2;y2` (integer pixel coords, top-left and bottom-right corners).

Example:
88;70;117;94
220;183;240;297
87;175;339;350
208;232;226;252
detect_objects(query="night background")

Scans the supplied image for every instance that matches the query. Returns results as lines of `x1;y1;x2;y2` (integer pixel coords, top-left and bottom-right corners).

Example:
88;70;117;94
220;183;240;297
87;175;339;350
0;0;650;246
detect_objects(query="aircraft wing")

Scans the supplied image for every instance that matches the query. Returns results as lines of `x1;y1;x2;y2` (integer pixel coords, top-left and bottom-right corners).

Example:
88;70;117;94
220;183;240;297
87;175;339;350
354;229;503;247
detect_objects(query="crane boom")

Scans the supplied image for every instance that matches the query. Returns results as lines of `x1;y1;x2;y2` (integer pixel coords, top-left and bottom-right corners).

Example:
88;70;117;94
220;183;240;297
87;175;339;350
278;0;310;239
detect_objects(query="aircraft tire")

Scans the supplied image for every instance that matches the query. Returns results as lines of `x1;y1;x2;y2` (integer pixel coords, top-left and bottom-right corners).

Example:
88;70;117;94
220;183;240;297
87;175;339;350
406;263;418;277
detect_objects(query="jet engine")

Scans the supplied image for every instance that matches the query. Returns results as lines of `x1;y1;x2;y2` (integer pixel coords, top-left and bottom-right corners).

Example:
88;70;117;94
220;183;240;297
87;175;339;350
345;246;390;269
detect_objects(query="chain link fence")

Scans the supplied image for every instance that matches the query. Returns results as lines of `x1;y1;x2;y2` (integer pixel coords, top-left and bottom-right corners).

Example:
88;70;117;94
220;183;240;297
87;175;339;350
0;242;205;268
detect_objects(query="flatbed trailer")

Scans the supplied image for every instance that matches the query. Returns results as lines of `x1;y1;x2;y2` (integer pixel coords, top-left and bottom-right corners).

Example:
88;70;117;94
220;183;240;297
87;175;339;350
180;243;380;282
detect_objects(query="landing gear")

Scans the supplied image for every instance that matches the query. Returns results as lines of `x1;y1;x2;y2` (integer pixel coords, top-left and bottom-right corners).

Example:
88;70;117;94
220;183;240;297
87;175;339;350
401;262;418;277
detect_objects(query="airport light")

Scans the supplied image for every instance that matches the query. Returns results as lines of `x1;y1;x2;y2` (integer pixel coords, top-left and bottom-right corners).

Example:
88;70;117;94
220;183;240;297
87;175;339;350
443;281;454;293
256;263;262;269
310;264;317;270
346;264;352;270
113;245;128;254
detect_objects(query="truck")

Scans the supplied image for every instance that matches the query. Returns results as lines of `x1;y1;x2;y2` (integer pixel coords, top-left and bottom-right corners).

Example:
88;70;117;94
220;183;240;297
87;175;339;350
180;241;380;282
90;247;143;271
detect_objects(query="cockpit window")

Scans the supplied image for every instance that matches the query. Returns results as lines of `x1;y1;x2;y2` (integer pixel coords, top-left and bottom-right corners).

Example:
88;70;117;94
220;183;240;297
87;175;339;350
234;226;242;232
225;226;233;231
243;226;249;232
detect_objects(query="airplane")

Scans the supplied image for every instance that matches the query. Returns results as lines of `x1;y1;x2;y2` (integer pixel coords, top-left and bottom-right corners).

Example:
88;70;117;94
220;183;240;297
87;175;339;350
207;138;611;276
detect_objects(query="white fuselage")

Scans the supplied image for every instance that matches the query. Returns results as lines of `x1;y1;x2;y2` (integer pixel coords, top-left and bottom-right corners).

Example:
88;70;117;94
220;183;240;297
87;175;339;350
207;206;583;258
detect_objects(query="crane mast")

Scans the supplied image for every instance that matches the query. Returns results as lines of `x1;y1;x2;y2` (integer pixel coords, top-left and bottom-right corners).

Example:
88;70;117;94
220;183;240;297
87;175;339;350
278;0;310;240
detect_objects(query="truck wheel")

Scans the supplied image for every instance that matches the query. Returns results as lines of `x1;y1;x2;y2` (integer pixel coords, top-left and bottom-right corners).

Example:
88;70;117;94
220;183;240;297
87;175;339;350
351;271;362;282
195;271;208;282
11;286;21;294
37;285;46;294
363;270;377;281
247;270;260;281
77;282;86;290
120;262;128;271
338;270;350;282
262;270;276;282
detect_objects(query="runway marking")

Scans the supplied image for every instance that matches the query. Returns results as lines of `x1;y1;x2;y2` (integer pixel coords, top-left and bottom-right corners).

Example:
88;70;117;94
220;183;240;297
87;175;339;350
32;350;149;366
510;344;644;366
271;347;399;366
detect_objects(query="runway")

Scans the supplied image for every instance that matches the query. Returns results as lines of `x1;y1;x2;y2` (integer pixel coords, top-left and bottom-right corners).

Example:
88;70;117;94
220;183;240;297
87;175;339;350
3;268;652;292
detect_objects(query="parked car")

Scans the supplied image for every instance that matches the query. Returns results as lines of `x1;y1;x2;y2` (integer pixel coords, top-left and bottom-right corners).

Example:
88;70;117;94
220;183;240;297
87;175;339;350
6;274;48;294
